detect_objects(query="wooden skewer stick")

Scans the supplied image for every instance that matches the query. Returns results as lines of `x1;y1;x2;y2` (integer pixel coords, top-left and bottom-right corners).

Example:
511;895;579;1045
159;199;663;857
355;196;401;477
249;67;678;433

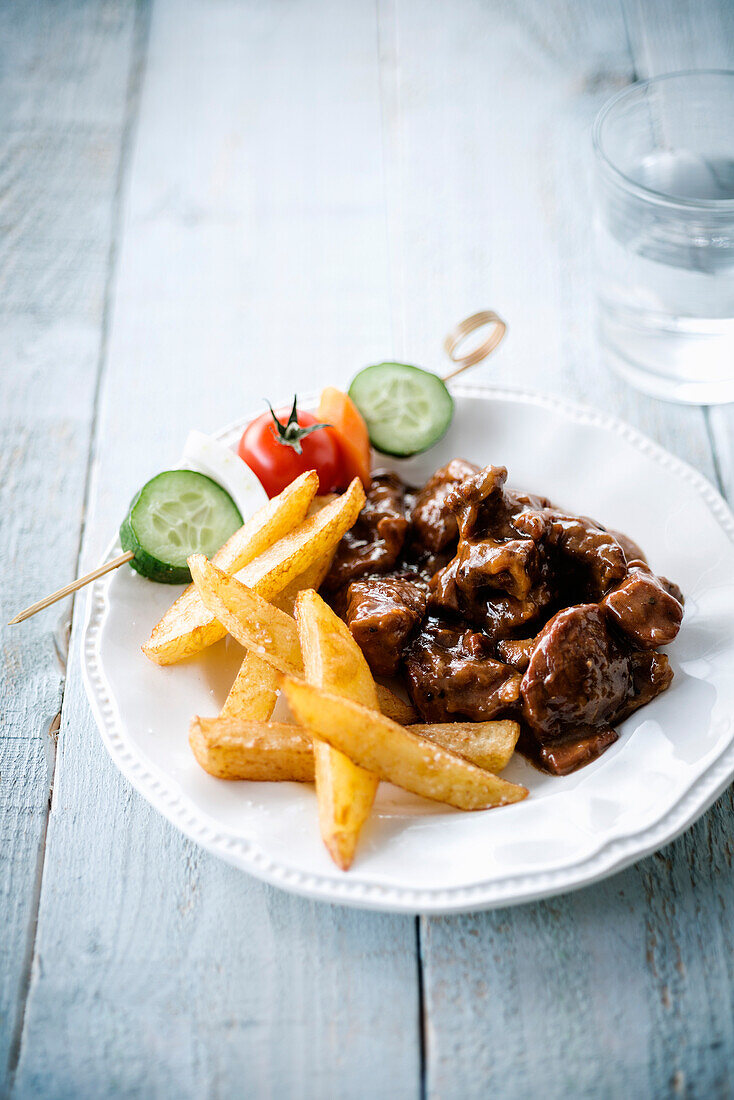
8;550;135;625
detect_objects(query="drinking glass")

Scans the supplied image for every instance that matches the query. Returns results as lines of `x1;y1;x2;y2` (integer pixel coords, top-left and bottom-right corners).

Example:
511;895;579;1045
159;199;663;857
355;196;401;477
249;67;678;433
593;71;734;404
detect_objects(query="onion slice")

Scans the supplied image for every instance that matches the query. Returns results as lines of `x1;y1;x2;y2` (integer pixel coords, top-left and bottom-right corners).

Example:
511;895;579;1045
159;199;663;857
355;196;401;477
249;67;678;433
181;430;268;520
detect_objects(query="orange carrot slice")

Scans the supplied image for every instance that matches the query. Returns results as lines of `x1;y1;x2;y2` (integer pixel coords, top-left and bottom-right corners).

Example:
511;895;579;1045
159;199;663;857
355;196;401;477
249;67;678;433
317;386;372;489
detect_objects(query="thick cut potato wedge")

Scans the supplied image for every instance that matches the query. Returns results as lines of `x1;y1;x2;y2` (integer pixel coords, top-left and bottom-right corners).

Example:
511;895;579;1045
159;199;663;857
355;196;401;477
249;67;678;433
189;557;303;675
409;720;520;774
283;680;529;810
189;715;520;782
186;481;363;667
142;470;318;664
295;589;379;871
375;683;419;726
188;562;419;728
295;590;378;707
274;549;334;615
221;651;281;721
190;717;313;781
308;493;337;515
231;478;364;602
220;551;334;721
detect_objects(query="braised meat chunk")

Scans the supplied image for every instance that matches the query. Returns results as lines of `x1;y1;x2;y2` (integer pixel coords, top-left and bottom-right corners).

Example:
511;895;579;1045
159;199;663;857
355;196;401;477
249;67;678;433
445;465;513;540
619;650;674;717
405;621;521;722
480;582;554;641
325;472;409;594
521;605;631;741
410;458;479;552
453;536;540;601
515;509;627;598
325;457;682;777
346;576;426;676
535;729;619;777
496;636;538;672
428;465;554;627
602;561;683;649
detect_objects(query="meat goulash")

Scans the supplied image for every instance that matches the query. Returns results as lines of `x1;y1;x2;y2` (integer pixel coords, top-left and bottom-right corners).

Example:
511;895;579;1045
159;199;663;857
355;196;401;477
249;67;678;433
323;461;683;776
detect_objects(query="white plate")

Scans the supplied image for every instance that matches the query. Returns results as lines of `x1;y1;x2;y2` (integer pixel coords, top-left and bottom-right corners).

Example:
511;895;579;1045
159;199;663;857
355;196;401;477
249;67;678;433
82;386;734;914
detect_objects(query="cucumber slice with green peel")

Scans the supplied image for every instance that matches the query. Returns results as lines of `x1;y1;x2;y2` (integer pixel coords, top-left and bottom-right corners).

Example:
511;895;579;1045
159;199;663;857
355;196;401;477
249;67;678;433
349;362;454;457
120;470;243;584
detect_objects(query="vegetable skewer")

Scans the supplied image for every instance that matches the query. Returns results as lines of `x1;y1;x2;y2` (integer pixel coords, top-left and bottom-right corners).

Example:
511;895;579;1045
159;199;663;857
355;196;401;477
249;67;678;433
8;310;506;625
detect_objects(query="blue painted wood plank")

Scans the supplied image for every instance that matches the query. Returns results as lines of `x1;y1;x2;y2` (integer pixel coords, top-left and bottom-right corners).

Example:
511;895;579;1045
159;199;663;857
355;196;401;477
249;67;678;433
0;0;139;1087
422;809;734;1098
11;1;421;1095
15;697;420;1097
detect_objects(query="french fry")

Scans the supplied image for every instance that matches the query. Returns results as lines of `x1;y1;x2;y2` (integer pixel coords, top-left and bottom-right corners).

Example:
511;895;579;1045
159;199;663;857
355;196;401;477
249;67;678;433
283;680;529;810
188;559;421;731
185;481;364;669
272;548;335;615
190;717;313;781
221;489;335;721
374;683;419;725
295;590;378;707
308;493;337;516
409;720;519;774
189;556;303;675
220;550;334;721
142;471;319;665
232;478;364;602
295;589;379;871
221;651;281;721
189;715;519;781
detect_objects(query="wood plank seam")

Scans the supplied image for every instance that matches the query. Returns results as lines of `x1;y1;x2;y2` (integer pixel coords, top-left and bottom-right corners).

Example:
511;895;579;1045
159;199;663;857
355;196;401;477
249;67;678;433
416;916;427;1100
3;716;57;1088
377;7;429;1090
6;1;153;1090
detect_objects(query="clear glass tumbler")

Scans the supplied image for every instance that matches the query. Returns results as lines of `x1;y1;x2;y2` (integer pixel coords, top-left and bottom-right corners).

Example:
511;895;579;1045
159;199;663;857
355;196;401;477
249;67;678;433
593;71;734;404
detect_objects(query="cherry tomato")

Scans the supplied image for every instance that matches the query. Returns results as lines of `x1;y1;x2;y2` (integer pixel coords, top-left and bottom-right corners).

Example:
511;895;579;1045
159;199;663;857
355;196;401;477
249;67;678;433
238;397;342;497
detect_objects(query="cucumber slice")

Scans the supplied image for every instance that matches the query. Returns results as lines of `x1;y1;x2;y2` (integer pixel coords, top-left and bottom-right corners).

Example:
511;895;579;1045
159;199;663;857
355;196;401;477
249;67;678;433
120;470;243;584
349;362;454;457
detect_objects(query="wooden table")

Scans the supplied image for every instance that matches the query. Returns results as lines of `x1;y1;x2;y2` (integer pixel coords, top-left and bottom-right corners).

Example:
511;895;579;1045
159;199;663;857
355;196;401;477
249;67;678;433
3;1;733;1095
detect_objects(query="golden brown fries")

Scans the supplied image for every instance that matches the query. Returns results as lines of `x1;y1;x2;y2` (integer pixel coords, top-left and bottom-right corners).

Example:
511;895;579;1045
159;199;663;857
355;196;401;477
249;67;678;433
142;470;318;664
295;590;379;871
274;550;334;615
295;590;378;705
144;477;362;665
283;680;528;810
189;557;303;675
187;714;520;782
374;683;419;726
308;493;337;516
409;720;520;774
220;651;280;721
221;549;334;721
190;717;313;781
230;478;364;601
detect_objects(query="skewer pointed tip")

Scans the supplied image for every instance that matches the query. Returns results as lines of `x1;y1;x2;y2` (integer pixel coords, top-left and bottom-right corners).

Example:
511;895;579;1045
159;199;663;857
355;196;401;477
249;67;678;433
6;550;134;626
